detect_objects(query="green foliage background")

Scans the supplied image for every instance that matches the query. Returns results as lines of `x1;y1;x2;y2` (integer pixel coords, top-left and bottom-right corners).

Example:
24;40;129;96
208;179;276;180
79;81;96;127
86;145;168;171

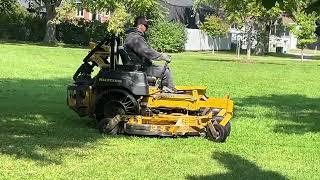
288;11;317;48
56;20;109;46
0;12;109;45
200;16;229;37
0;12;46;42
0;0;19;15
148;20;187;53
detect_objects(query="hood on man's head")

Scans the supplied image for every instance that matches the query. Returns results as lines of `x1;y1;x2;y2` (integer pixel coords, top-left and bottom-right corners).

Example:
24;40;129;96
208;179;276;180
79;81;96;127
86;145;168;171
135;16;150;30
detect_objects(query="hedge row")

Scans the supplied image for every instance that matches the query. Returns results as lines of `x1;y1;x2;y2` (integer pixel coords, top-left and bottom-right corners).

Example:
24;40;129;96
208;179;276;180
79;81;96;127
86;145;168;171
0;14;109;45
0;13;187;52
0;14;46;42
56;20;109;45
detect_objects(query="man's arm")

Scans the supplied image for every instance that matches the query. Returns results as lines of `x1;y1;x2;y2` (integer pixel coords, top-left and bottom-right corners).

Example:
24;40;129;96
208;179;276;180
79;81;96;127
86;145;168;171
128;34;162;60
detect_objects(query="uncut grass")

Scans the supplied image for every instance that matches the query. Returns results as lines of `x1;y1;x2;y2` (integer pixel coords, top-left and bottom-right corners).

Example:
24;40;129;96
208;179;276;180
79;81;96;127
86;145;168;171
0;43;320;179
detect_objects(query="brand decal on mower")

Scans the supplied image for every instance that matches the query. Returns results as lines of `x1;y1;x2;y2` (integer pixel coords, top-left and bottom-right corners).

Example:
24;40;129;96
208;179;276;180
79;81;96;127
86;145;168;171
98;78;122;83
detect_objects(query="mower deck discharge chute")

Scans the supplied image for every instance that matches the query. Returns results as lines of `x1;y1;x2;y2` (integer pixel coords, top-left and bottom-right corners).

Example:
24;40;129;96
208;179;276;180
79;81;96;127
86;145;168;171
67;35;234;142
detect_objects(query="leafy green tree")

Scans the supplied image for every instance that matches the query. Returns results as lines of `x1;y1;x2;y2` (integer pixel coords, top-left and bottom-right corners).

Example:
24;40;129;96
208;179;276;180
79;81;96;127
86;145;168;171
42;0;64;43
82;0;163;35
223;0;265;59
25;0;161;43
24;0;74;43
288;10;318;61
226;0;293;58
194;0;281;59
260;0;320;13
200;15;229;54
260;0;318;61
305;0;320;13
194;0;318;60
0;0;19;15
254;3;282;55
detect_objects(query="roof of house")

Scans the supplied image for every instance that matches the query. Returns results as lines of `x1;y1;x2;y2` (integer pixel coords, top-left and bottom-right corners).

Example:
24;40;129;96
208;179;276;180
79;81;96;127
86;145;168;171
163;0;194;7
281;16;295;25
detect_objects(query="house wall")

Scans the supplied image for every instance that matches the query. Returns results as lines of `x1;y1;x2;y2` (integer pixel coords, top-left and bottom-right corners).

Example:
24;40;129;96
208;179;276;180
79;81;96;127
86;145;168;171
75;9;110;23
185;29;231;51
269;33;297;53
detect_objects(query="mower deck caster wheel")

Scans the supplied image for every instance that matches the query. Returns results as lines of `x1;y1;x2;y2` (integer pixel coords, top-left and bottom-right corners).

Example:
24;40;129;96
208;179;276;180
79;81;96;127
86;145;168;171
206;123;228;143
98;117;120;135
213;116;231;136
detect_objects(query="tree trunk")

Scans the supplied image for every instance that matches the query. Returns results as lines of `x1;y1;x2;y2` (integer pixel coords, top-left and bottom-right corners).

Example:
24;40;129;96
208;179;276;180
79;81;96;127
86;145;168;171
247;43;251;60
212;37;215;54
43;2;58;43
301;48;304;61
255;21;270;55
246;21;253;61
264;24;271;53
237;38;241;59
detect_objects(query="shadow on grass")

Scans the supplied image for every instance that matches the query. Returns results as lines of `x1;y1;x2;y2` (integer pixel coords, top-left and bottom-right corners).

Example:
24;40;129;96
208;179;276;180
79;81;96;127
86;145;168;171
199;58;236;63
238;94;320;134
0;78;103;165
255;62;287;66
0;40;88;49
268;52;320;61
187;152;287;180
198;58;287;66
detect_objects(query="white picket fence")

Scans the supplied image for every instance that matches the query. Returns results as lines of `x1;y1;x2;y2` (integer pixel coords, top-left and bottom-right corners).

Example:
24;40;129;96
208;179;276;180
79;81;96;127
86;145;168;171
184;28;232;51
184;28;297;52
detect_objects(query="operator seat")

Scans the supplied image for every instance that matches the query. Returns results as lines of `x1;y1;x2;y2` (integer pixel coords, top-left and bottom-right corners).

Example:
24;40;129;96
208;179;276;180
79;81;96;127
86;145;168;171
118;46;131;65
118;46;156;85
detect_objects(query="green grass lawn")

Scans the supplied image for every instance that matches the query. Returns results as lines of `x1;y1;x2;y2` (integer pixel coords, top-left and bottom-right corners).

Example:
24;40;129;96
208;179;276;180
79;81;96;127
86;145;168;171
0;42;320;179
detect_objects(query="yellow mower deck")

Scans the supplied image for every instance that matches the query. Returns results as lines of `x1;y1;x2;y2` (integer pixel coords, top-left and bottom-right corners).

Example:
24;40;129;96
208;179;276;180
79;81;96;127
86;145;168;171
124;86;234;138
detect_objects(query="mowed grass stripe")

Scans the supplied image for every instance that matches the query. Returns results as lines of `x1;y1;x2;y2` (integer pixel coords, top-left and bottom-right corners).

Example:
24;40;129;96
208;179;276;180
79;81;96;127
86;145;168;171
0;43;319;179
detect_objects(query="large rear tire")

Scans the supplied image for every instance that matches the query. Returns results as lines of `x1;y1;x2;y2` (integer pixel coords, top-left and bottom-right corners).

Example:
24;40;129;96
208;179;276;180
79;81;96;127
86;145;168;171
95;89;138;135
98;103;126;135
95;89;139;121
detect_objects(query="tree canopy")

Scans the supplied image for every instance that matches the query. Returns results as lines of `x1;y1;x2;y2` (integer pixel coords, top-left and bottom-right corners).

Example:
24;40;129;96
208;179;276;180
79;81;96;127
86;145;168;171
194;0;319;59
81;0;164;34
260;0;320;13
0;0;19;15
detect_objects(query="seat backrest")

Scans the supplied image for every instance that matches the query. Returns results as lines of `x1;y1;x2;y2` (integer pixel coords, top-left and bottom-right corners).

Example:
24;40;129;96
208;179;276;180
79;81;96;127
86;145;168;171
118;46;131;65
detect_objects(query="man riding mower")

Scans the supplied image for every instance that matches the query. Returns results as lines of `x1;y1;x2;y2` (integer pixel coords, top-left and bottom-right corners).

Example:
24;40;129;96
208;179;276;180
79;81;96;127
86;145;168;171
67;17;234;143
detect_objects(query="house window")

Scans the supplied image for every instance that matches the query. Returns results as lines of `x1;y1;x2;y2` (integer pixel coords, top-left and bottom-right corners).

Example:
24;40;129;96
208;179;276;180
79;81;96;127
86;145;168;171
92;11;100;21
231;23;238;29
76;6;84;17
92;13;96;20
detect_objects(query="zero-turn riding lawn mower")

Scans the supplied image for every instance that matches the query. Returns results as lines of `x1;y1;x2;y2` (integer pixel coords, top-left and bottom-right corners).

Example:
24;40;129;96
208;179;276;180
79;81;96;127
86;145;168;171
67;35;234;142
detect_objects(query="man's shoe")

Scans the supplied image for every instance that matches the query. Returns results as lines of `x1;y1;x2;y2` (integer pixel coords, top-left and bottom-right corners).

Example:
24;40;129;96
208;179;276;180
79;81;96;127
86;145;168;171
162;86;183;94
162;86;174;93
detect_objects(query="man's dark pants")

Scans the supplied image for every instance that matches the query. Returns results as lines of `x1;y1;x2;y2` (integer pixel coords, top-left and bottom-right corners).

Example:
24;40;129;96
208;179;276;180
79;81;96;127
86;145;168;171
145;64;174;89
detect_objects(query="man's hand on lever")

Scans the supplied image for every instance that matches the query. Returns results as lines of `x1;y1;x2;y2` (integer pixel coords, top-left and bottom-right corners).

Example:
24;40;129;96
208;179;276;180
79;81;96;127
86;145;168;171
158;54;171;63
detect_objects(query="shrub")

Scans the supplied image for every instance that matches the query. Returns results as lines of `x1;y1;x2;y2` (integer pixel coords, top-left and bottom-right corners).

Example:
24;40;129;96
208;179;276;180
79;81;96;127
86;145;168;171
0;5;109;46
56;19;109;45
0;6;46;42
148;20;187;53
0;14;109;45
